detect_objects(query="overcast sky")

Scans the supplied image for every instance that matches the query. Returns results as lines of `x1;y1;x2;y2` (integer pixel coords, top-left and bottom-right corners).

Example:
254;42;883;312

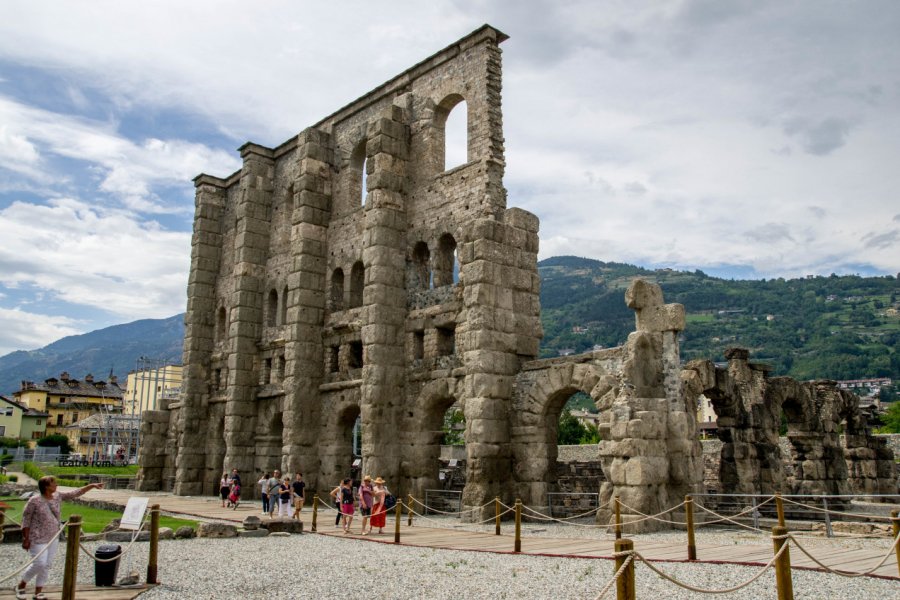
1;0;898;355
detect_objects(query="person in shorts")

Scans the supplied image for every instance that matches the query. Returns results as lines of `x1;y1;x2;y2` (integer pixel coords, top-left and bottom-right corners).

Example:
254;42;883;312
357;474;374;534
291;472;305;519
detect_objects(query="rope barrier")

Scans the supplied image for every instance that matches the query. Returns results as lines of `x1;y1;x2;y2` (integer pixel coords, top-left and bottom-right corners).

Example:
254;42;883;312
786;530;900;578
780;497;894;521
592;553;633;600
612;499;689;527
0;520;69;584
694;504;766;533
631;542;789;594
404;503;515;527
520;504;606;525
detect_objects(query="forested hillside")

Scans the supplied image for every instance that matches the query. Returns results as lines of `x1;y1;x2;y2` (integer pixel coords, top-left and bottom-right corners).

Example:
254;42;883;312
539;256;900;381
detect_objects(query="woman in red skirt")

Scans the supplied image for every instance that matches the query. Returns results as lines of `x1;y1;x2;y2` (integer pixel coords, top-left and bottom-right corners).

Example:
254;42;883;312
370;476;388;534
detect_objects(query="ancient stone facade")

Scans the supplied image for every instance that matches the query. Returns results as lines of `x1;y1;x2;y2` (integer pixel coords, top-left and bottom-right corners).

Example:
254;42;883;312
136;25;894;527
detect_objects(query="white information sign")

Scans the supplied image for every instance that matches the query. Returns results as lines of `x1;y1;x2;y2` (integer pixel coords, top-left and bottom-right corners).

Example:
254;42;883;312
120;497;150;531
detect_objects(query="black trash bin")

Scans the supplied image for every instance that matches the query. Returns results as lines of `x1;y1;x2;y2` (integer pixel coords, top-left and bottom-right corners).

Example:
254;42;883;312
94;544;122;586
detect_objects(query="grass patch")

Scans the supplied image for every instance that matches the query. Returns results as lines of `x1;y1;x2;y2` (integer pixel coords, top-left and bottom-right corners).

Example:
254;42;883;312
45;465;140;477
0;497;197;533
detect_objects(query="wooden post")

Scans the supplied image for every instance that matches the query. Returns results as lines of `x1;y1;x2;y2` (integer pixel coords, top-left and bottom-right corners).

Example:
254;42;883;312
494;496;501;536
311;495;318;532
407;494;413;527
891;509;900;578
614;538;635;600
393;499;402;543
772;525;794;600
147;503;160;585
685;495;696;561
775;493;785;527
514;499;522;553
61;514;82;600
0;505;5;543
614;495;622;540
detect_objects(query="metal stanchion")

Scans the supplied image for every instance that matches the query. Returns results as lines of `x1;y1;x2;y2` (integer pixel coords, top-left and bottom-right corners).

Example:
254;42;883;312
495;497;501;536
614;495;622;540
393;499;402;543
147;503;160;584
685;495;696;561
776;493;785;528
312;495;318;532
892;509;900;578
514;499;522;553
772;525;794;600
614;538;635;600
61;514;82;600
407;494;413;527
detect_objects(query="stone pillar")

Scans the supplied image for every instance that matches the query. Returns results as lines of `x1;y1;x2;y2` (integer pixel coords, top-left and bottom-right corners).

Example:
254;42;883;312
222;143;274;475
282;128;333;489
169;175;226;495
360;105;409;482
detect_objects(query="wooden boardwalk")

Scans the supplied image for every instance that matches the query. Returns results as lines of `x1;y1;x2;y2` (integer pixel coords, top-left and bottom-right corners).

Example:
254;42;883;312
0;585;152;599
62;488;900;580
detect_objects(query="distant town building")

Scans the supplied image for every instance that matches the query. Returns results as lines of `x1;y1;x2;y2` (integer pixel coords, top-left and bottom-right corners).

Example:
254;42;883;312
569;409;600;429
14;372;124;437
557;348;576;357
124;364;183;416
0;395;47;441
696;394;717;425
65;413;139;460
835;378;891;393
571;326;589;335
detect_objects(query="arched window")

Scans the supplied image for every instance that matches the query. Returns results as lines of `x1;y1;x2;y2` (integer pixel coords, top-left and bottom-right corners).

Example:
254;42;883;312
216;306;227;341
411;241;431;290
349;261;364;308
331;268;345;311
434;233;458;287
436;94;468;171
350;140;367;207
267;289;278;327
281;285;288;325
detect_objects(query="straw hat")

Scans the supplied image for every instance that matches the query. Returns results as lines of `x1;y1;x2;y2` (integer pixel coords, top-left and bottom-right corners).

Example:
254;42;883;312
363;475;372;482
374;476;385;485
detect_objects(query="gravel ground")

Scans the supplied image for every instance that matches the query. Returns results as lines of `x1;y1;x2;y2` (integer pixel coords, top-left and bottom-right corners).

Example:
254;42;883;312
2;516;897;599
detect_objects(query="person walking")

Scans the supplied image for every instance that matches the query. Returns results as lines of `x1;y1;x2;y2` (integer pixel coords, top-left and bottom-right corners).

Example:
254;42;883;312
219;472;231;508
333;478;354;533
357;475;374;534
258;472;271;514
291;473;305;520
277;476;292;518
228;469;242;509
267;470;281;518
330;481;343;527
15;477;104;600
370;476;388;534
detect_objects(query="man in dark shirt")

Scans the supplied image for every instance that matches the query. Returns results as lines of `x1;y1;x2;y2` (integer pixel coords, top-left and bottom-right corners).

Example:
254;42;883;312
291;472;306;520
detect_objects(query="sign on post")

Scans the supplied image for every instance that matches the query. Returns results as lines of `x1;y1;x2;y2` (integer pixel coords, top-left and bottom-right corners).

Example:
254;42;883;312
120;497;150;530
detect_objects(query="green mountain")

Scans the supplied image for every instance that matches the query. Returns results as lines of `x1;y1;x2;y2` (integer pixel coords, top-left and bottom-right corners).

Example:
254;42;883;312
0;315;184;396
538;256;900;382
0;257;896;398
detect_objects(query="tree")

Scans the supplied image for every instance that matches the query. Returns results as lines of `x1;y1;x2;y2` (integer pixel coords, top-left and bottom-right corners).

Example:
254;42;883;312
441;408;465;445
36;434;72;455
558;411;597;445
876;402;900;434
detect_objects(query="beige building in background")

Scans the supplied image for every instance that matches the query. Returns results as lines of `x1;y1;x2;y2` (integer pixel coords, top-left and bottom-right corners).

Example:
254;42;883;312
124;365;183;416
14;373;124;437
0;395;48;441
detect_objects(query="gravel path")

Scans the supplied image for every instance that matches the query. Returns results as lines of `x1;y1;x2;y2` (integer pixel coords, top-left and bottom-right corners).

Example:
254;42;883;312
3;518;898;600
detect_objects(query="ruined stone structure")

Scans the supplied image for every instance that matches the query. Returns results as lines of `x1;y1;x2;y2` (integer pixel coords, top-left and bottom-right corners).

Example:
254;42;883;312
136;25;894;528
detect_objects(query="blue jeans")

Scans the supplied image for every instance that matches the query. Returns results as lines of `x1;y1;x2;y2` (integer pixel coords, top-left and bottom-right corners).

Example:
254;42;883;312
261;493;269;513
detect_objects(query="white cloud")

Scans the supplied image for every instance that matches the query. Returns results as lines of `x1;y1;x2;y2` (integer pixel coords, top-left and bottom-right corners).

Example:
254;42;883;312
0;198;191;320
0;307;81;355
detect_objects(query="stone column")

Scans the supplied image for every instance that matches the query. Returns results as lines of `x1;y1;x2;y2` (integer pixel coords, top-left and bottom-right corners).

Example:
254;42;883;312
359;105;409;483
170;175;226;495
222;144;274;475
282;128;333;489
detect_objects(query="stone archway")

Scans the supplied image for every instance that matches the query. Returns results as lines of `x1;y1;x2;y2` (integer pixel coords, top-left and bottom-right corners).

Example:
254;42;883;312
404;377;462;498
510;362;608;507
320;396;361;489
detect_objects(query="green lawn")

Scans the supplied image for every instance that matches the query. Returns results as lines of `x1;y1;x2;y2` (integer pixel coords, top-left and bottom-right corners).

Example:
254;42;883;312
0;497;197;534
44;465;140;477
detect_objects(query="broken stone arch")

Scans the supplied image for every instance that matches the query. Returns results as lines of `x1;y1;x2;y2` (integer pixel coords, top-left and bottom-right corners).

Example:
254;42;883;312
404;377;464;494
510;362;608;505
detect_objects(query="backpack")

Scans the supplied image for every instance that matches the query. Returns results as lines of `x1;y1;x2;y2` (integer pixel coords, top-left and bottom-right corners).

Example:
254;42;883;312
383;493;396;510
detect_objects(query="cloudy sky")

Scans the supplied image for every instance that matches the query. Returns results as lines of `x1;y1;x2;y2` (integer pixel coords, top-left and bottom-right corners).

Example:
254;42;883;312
1;0;898;355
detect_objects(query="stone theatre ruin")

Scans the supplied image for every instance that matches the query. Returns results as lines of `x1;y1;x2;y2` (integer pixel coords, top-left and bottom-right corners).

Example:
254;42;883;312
136;25;895;527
